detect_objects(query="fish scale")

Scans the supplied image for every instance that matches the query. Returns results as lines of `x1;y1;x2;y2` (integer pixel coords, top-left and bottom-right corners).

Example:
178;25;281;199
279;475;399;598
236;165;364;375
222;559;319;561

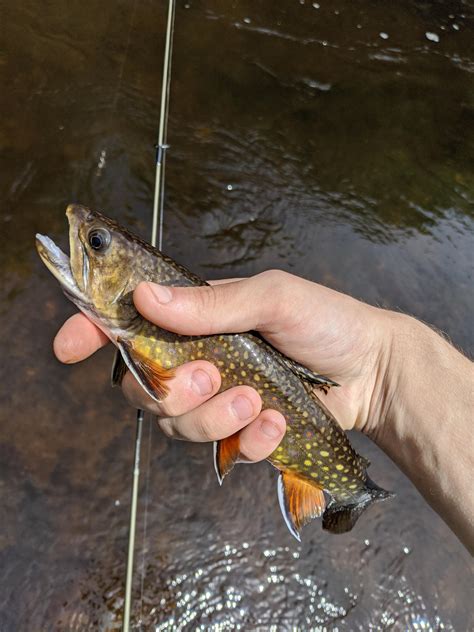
36;204;393;539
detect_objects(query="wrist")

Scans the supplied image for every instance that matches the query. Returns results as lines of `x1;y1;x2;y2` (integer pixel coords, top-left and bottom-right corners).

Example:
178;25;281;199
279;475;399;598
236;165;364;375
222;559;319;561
366;310;474;551
374;312;469;446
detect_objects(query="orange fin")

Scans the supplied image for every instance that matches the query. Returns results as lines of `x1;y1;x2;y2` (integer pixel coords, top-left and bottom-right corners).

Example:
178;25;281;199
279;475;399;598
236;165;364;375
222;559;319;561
277;471;326;541
117;338;174;402
214;434;241;485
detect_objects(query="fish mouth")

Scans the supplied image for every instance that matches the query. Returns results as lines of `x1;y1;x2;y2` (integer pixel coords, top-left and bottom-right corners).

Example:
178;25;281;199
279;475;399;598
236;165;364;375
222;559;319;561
35;233;89;304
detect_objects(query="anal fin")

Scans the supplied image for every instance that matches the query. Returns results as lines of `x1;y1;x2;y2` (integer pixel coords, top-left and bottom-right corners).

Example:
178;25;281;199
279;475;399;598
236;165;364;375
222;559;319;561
277;471;326;542
214;434;241;485
117;337;174;402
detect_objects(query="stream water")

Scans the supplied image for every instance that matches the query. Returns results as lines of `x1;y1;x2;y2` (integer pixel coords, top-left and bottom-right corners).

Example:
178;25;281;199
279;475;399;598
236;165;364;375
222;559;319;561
1;1;473;630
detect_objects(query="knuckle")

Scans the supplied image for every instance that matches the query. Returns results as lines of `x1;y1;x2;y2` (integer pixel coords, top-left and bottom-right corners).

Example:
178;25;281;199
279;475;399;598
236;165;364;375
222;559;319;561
254;270;293;329
157;397;179;418
195;412;217;441
259;269;291;288
184;285;221;333
157;417;176;438
195;285;218;315
240;442;261;463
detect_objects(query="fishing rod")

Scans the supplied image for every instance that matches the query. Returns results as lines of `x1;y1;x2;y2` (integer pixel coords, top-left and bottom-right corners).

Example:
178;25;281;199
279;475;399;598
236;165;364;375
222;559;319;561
122;1;176;629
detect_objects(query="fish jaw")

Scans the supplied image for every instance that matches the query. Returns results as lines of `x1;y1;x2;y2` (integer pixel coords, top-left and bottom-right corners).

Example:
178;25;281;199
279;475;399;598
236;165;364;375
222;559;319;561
35;233;89;307
66;203;89;295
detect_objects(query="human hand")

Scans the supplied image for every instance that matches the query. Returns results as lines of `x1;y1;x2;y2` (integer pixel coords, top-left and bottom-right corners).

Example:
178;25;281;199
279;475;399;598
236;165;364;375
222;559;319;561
54;271;393;457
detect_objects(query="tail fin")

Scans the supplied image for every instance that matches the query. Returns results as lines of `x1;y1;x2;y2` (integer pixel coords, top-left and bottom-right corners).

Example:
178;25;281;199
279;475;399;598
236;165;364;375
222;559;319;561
322;477;394;535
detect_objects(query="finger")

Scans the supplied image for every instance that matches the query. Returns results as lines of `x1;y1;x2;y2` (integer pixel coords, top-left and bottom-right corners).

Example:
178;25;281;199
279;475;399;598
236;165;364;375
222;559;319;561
54;313;109;363
157;385;262;442
121;360;222;417
133;270;300;336
238;409;287;462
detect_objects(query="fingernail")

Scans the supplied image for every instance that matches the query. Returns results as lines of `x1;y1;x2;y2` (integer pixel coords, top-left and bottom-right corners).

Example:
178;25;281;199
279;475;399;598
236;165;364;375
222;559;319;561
148;283;172;304
260;418;281;439
191;369;213;396
231;395;253;420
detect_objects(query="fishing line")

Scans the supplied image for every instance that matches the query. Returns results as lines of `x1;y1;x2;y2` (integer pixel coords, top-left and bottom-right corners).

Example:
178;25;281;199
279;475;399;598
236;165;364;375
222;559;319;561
138;414;153;623
122;1;176;630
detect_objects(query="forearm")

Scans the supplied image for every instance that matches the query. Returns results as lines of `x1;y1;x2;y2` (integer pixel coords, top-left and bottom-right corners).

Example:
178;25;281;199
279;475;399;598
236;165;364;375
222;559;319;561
371;313;474;553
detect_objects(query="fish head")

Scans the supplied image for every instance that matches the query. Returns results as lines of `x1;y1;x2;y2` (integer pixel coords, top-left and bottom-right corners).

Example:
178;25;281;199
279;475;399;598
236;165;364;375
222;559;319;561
36;204;147;332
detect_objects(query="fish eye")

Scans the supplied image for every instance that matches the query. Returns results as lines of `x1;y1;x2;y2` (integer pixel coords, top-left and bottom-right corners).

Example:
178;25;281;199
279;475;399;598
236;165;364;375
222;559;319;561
88;228;111;252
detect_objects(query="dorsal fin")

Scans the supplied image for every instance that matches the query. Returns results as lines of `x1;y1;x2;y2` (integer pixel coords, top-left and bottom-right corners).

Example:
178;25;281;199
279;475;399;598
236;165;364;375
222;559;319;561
276;354;339;389
117;337;175;402
277;471;326;541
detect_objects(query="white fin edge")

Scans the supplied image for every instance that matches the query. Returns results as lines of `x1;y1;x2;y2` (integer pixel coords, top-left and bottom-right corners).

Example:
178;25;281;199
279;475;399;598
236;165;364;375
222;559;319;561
117;341;161;404
277;473;301;542
213;441;223;486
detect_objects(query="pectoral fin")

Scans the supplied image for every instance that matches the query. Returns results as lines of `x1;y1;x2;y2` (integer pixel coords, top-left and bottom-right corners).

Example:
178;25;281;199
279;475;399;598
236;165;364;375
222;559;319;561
213;434;241;485
111;349;128;387
117;338;174;402
277;471;326;541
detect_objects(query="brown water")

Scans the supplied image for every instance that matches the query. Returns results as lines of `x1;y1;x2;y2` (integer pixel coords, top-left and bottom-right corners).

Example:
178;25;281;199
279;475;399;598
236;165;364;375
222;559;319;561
1;1;473;630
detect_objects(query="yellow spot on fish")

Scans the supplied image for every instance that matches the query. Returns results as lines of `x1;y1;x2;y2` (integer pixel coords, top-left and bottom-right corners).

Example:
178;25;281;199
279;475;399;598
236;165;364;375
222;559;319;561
197;341;203;348
165;360;172;367
310;472;318;478
241;370;247;377
304;459;312;466
322;466;329;472
243;351;249;360
305;443;311;450
329;482;336;488
254;374;260;382
277;446;283;452
349;483;357;489
336;464;344;471
302;411;309;418
320;450;329;458
341;476;348;482
218;360;224;366
230;363;236;370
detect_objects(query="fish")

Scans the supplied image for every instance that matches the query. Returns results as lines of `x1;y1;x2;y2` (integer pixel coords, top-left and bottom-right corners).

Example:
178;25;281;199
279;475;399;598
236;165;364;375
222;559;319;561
36;204;393;540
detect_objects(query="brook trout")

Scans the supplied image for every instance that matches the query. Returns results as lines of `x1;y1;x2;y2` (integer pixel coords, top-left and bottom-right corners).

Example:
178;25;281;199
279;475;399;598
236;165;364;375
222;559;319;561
36;204;393;539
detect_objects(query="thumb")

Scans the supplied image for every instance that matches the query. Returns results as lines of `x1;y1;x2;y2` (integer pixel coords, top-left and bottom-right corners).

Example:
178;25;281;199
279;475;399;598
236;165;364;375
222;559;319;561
133;271;293;336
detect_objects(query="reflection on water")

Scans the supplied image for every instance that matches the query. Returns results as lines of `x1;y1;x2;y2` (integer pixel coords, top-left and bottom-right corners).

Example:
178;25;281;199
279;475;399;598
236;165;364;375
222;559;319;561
1;0;473;630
